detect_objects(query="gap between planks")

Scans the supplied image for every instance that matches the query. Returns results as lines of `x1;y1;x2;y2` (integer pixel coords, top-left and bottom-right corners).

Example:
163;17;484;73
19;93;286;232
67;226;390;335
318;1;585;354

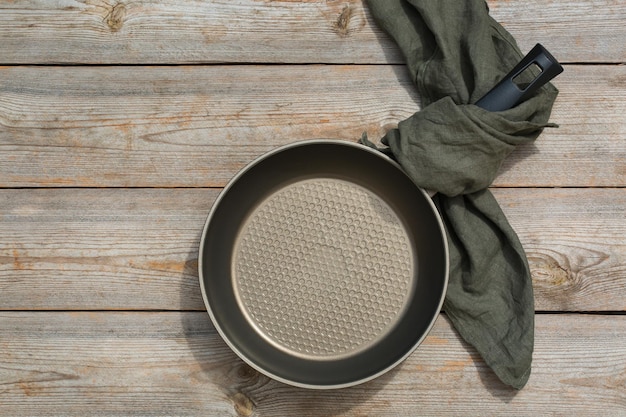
0;310;624;315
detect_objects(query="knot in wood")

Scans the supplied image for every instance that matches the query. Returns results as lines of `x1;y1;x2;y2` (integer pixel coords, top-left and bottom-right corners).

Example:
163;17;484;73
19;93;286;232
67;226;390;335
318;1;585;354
334;5;354;37
105;3;126;32
236;363;259;382
231;392;255;417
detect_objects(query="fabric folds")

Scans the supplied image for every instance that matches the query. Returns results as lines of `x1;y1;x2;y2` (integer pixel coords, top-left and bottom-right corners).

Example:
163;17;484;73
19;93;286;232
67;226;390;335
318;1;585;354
363;0;559;389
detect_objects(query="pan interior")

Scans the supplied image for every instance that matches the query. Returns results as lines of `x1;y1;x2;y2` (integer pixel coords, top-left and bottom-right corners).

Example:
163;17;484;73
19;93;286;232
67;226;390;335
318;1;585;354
200;141;448;388
233;177;415;360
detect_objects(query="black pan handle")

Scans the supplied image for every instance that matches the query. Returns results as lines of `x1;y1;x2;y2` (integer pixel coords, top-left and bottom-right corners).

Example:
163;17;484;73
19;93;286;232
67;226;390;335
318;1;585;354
475;43;563;111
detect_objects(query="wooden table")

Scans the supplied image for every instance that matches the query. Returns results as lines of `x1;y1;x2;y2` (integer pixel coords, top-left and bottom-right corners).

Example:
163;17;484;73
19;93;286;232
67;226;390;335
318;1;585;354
1;1;624;415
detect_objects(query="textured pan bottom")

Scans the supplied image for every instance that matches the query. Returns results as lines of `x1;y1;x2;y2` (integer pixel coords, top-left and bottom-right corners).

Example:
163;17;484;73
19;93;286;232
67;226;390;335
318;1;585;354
233;177;415;360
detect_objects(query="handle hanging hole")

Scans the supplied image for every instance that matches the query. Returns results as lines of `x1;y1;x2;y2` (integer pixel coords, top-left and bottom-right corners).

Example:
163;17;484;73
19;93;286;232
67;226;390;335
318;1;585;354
512;62;543;91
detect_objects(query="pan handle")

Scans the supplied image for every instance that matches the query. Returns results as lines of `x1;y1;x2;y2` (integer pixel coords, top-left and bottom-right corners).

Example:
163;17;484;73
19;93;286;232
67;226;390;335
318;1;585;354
475;43;563;112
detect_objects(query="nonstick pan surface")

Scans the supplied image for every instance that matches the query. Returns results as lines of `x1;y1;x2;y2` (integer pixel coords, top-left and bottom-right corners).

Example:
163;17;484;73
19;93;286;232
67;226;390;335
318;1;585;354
199;140;448;389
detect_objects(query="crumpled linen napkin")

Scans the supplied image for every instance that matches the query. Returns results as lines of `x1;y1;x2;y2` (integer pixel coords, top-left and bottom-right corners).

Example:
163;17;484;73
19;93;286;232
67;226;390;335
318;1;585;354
363;0;559;389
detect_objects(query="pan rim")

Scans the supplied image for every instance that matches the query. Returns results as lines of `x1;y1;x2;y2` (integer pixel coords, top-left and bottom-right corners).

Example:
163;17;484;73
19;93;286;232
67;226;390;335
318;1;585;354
198;139;449;389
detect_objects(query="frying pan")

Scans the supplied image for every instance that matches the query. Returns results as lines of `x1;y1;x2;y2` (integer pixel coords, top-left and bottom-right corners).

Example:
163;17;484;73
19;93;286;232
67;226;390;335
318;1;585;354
198;44;562;389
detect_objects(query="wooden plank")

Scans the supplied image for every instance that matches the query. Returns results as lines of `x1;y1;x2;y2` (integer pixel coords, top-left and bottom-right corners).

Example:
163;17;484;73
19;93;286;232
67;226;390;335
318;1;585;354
0;188;214;311
1;64;624;188
0;312;624;416
0;0;622;64
494;188;626;312
1;188;624;311
0;64;418;188
487;0;626;63
496;64;626;188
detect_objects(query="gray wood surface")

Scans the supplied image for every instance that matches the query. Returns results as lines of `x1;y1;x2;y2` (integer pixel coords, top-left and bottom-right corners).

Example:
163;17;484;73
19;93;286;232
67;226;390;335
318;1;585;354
1;312;624;416
1;0;624;414
1;188;624;311
1;65;624;188
0;0;623;64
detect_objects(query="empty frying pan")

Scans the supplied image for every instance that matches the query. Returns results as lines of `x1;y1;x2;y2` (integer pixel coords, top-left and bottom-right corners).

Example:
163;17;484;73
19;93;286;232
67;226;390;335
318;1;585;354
200;140;448;388
198;44;562;389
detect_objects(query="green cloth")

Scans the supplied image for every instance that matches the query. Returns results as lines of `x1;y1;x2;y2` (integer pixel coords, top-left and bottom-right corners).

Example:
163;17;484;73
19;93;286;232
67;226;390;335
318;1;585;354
363;0;559;389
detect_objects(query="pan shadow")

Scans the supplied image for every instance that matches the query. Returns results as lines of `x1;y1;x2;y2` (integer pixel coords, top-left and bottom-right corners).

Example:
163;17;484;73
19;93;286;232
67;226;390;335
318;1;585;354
180;223;392;416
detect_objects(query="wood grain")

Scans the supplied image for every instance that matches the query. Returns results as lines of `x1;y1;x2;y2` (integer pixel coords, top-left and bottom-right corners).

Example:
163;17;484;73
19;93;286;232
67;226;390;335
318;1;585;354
0;0;623;64
1;64;624;188
0;188;213;311
0;0;622;413
1;187;624;311
495;188;626;312
0;312;624;416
